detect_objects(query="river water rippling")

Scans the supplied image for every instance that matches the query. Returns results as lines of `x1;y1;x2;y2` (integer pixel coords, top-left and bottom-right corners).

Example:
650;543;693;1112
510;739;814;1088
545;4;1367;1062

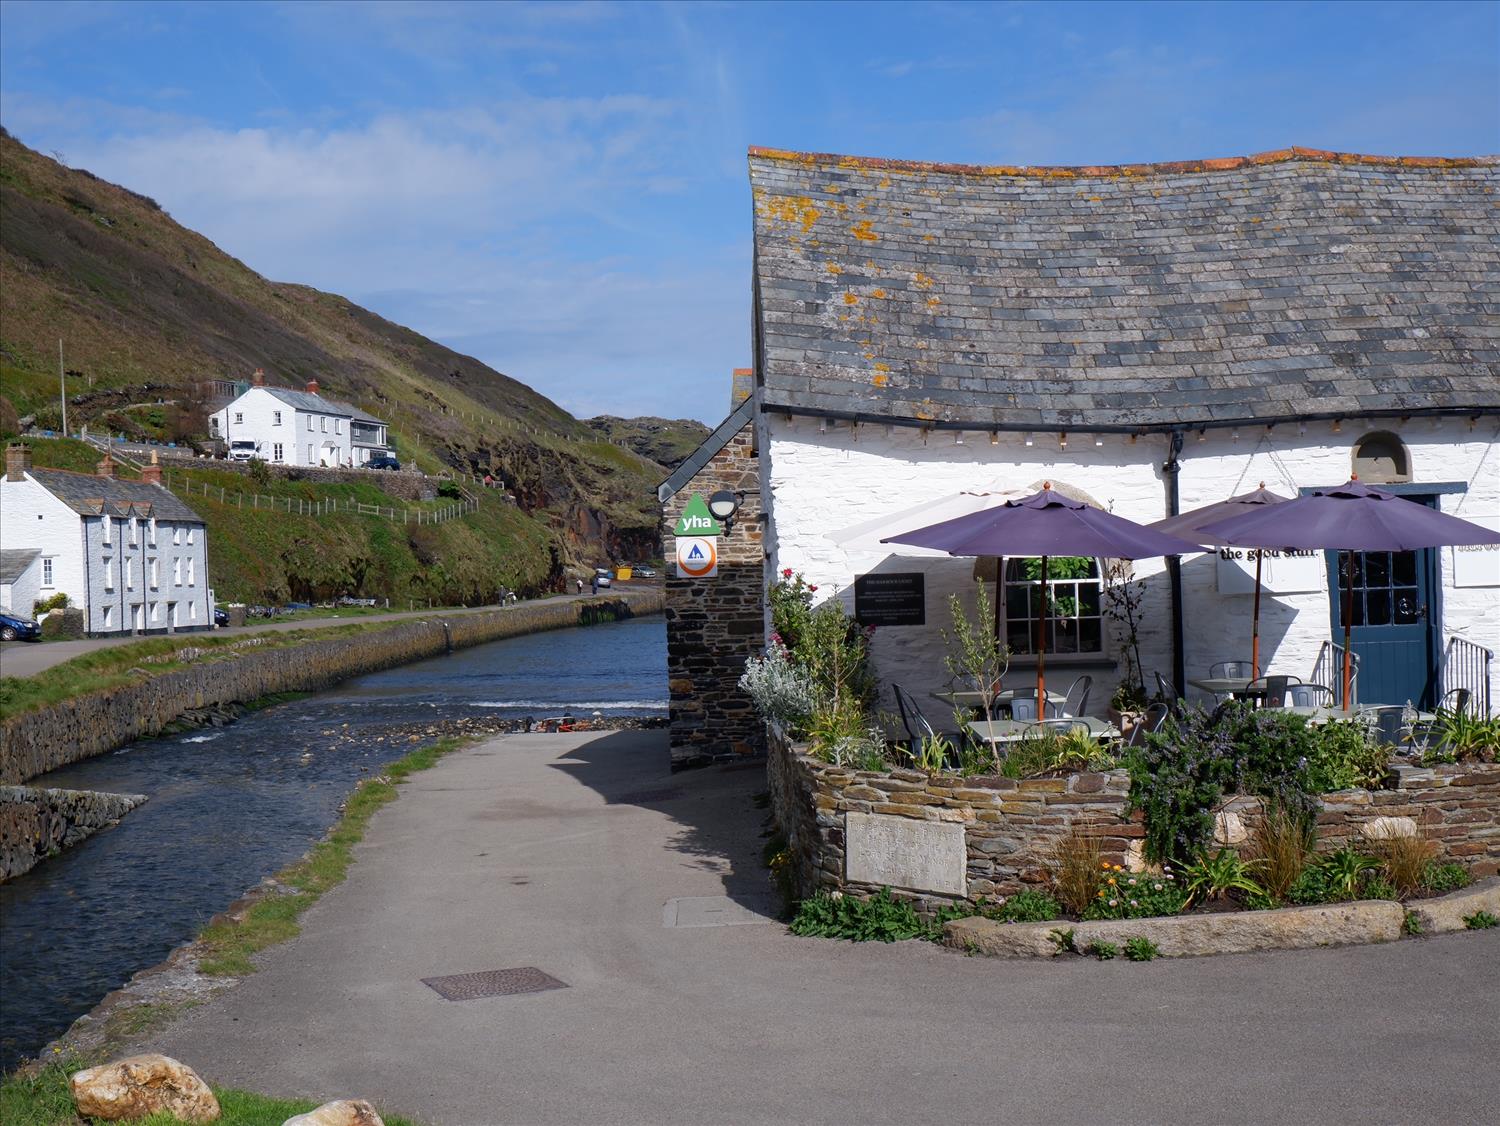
0;615;666;1070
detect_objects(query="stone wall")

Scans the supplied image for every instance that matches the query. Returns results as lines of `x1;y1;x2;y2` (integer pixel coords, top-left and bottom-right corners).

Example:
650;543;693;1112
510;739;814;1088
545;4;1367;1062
160;453;440;501
663;424;765;770
768;731;1500;913
0;785;147;882
1;591;662;784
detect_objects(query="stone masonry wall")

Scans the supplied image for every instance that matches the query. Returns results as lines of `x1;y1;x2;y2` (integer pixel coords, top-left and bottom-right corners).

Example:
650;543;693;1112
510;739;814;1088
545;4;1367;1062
768;731;1500;913
0;786;147;882
663;424;765;770
159;453;440;502
1;590;662;784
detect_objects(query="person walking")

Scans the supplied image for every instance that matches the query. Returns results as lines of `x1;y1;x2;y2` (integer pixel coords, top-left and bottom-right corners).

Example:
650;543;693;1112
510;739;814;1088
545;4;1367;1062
590;573;599;596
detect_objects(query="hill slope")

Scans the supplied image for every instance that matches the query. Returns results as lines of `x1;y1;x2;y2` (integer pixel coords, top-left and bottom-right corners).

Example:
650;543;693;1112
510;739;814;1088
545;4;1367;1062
0;127;669;569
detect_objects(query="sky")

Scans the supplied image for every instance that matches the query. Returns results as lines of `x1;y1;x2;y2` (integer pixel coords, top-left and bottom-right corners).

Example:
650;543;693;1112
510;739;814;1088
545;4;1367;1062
1;1;1496;425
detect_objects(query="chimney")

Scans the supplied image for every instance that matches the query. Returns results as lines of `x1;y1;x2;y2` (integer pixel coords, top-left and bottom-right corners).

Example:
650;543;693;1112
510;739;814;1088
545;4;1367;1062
5;443;32;483
96;454;116;479
251;368;266;387
306;379;320;395
731;367;754;408
142;449;163;486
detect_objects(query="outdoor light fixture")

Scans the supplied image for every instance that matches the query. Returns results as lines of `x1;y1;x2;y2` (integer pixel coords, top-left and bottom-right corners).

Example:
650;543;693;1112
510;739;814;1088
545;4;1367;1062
1231;428;1240;443
1298;421;1307;435
1094;435;1104;447
709;490;743;535
989;431;999;445
955;431;965;445
1058;432;1068;450
818;419;829;434
1023;432;1034;447
1332;419;1343;433
1197;429;1207;442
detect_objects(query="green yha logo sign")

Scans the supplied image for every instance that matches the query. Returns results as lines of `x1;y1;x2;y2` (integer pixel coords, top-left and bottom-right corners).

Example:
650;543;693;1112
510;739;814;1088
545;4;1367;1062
674;494;722;537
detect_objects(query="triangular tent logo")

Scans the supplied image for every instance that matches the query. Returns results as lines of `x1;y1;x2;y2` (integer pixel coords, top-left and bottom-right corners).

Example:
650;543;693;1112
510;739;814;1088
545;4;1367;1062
675;494;722;537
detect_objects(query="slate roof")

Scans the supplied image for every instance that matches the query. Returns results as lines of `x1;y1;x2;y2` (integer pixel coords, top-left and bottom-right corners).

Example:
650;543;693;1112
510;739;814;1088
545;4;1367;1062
29;469;205;523
749;146;1500;431
0;548;40;585
259;387;386;425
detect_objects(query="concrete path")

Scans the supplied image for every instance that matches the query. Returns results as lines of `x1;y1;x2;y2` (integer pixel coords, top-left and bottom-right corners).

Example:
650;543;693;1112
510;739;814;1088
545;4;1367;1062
0;589;650;679
145;731;1499;1125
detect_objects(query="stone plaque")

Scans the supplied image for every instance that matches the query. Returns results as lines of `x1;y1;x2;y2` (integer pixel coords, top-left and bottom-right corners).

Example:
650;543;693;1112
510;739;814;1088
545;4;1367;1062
845;812;966;896
1452;515;1500;588
854;572;926;626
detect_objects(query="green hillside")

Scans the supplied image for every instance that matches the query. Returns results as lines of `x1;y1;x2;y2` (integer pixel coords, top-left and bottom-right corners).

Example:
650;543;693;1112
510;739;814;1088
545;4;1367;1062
0;127;670;572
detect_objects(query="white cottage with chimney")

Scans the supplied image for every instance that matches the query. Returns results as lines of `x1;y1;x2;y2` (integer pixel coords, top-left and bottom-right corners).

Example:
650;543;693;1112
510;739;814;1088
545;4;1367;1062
210;372;392;467
662;146;1499;764
1;444;212;634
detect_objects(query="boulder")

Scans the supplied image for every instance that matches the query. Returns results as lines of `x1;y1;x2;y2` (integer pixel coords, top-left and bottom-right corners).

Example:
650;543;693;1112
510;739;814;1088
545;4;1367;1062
1361;815;1418;841
70;1054;220;1122
283;1099;386;1126
1408;876;1500;935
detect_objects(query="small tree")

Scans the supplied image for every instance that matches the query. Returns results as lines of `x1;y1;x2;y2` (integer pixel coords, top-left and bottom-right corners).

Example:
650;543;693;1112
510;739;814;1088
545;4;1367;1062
943;581;1011;770
1103;558;1147;712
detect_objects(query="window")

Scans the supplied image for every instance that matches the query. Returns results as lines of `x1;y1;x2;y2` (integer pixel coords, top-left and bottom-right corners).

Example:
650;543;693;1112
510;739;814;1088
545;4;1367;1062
174;558;183;586
103;605;113;628
189;600;197;621
102;517;112;545
150;558;159;589
335;418;342;434
307;415;314;431
104;557;114;590
148;518;157;546
1003;557;1103;655
211;417;221;433
272;443;284;462
42;558;53;586
187;557;196;586
234;411;244;425
173;526;182;546
273;411;282;426
129;518;138;545
125;559;134;590
187;527;195;545
321;416;328;432
308;444;316;463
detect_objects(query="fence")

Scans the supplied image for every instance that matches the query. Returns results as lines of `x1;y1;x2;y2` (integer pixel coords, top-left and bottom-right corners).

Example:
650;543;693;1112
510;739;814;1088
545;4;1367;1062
1439;635;1493;716
163;470;478;526
1311;640;1361;708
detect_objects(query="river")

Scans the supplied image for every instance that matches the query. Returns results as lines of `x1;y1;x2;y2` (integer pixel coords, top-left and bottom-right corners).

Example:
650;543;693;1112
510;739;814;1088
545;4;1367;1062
0;615;666;1070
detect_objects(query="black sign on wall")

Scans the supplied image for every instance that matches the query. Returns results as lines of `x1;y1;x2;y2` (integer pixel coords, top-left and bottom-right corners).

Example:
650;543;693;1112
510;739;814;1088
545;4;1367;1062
854;572;926;626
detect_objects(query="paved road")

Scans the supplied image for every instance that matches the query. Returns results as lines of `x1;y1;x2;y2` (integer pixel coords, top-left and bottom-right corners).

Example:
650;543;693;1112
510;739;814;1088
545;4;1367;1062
144;730;1500;1125
0;592;630;679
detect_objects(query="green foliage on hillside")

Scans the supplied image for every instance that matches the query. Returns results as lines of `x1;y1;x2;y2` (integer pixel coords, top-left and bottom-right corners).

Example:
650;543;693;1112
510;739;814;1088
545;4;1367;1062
586;415;712;470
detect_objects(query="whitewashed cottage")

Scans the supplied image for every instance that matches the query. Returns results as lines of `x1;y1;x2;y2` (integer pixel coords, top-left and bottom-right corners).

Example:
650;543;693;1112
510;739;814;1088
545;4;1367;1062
1;445;212;634
662;146;1499;766
210;371;392;467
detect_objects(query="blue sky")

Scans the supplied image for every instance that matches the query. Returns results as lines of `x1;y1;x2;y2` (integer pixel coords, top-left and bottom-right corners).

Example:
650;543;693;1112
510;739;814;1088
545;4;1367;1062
2;1;1496;424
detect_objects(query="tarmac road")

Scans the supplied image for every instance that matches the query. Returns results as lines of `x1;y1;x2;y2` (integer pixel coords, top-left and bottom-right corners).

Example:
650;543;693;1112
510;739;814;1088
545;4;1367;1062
142;729;1500;1125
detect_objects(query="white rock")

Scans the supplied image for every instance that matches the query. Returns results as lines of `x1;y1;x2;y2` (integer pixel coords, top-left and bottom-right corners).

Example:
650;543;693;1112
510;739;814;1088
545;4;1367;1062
1122;840;1148;872
1213;810;1247;846
283;1099;385;1126
70;1054;220;1122
1362;815;1418;841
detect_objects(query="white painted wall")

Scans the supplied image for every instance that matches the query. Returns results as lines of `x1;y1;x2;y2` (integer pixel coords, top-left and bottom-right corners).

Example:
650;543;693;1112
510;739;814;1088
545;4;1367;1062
211;388;352;467
0;556;43;617
760;413;1500;717
0;476;88;614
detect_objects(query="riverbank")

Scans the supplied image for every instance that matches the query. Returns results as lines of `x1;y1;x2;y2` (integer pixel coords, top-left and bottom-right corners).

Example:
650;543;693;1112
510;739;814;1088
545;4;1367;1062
0;588;663;783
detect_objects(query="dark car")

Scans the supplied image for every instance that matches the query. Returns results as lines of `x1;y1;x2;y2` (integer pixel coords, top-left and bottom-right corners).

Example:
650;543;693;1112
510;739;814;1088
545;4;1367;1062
0;610;42;642
214;608;229;628
366;455;401;470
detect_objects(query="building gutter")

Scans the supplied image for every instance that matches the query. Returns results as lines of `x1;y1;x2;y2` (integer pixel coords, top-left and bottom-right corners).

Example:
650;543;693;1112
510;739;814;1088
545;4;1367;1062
1163;430;1186;699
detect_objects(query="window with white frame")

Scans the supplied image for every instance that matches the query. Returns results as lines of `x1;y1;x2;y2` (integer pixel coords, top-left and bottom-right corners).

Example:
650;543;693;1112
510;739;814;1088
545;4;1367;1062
104;557;114;590
273;411;282;426
320;416;328;432
102;605;113;628
235;411;244;425
173;526;182;546
307;443;315;463
1003;557;1104;656
150;558;159;588
187;557;195;586
189;600;197;620
187;527;195;545
125;558;134;590
174;558;183;586
129;518;138;545
335;418;342;434
42;557;53;586
272;443;284;462
307;415;314;431
102;516;112;545
149;518;157;546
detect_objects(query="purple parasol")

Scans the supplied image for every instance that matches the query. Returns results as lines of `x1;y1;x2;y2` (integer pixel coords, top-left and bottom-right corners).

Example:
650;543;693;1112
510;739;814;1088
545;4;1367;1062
1149;485;1290;677
1200;479;1500;706
885;484;1201;718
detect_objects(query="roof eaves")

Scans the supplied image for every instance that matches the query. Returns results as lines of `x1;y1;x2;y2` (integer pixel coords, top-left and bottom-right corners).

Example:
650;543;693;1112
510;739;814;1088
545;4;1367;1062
657;397;755;504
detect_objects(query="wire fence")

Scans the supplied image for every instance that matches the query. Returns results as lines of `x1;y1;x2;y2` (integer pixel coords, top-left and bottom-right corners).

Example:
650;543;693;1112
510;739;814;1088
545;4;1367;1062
163;469;479;526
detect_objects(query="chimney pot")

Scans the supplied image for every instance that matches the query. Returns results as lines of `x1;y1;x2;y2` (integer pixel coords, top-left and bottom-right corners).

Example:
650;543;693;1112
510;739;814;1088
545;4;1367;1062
306;379;319;395
142;449;163;486
251;368;266;387
96;454;115;479
5;443;32;483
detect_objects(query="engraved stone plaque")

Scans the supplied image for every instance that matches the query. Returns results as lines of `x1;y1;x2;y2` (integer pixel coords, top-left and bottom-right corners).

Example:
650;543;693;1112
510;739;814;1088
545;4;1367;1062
844;812;966;896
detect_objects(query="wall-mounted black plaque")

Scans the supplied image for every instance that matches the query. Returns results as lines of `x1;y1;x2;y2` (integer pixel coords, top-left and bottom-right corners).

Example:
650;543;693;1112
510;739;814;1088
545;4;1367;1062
854;572;926;626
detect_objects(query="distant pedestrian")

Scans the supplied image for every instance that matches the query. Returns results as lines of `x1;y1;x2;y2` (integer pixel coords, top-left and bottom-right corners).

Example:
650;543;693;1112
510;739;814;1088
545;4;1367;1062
590;574;599;596
576;578;584;595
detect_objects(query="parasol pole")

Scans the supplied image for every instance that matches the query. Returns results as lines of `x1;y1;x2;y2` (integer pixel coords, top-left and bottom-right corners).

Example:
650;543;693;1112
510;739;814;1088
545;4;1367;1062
1342;549;1355;710
1036;554;1049;720
1252;549;1263;679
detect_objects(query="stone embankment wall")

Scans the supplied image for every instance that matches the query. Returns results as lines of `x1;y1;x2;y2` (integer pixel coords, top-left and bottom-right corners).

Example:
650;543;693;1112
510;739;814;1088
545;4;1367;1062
0;785;147;881
160;453;440;501
768;732;1500;912
1;590;663;784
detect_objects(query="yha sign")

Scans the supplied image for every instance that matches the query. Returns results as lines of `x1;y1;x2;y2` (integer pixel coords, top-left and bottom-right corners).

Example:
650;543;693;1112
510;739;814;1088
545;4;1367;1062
674;494;723;537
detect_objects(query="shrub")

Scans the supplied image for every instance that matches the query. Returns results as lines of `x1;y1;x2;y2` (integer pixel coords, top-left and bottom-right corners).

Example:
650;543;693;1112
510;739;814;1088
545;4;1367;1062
942;580;1010;767
739;640;817;735
1123;936;1160;962
1306;720;1391;791
437;479;464;499
39;608;84;640
804;704;887;769
32;591;69;615
1179;847;1266;907
1421;707;1500;764
1082;862;1187;920
768;570;816;652
1123;708;1241;864
789;888;927;942
1464;910;1498;930
1085;940;1118;960
989;888;1061;923
1288;847;1382;904
1051;828;1104;917
1249;802;1315;902
1370;828;1436;899
1002;727;1116;779
1423;862;1471;894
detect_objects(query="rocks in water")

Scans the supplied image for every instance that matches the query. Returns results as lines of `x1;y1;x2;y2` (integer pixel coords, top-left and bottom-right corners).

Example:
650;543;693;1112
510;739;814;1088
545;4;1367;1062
70;1053;220;1121
283;1099;385;1126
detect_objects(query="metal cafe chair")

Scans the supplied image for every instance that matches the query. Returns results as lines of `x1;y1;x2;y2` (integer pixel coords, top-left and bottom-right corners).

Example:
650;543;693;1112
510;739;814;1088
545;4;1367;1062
1210;660;1256;679
1247;674;1300;709
1125;702;1171;747
1050;675;1093;719
1364;705;1410;750
1289;683;1333;708
892;683;937;748
1009;697;1040;722
1438;687;1473;717
1154;670;1185;717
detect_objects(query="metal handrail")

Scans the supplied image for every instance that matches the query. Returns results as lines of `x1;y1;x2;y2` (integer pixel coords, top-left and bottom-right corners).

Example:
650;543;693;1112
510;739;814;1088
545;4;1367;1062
1311;640;1361;709
1439;636;1493;717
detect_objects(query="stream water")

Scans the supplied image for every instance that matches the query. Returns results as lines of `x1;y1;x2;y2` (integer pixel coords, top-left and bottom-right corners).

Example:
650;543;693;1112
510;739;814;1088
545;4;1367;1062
0;614;667;1070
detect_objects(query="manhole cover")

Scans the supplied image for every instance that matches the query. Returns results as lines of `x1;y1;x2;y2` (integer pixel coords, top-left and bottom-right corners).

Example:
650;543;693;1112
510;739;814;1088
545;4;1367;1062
421;967;568;1001
608;787;684;804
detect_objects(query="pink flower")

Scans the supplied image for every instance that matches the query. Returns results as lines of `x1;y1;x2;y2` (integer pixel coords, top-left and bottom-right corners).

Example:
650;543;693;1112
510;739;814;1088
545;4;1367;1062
808;585;818;593
782;568;794;578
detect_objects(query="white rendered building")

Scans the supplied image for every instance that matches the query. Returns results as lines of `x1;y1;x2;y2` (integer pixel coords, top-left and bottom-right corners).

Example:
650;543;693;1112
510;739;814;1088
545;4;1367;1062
210;373;392;467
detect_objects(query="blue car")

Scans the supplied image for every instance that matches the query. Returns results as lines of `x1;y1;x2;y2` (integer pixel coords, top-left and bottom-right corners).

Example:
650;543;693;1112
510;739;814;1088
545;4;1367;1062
0;610;42;642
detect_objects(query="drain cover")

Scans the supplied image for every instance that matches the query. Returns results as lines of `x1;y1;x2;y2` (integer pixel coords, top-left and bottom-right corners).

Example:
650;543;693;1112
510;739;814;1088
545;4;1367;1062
608;787;684;804
421;967;568;1001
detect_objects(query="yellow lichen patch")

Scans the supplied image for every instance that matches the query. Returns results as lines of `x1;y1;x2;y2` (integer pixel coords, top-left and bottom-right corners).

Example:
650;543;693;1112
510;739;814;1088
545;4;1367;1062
824;262;844;276
878;176;892;189
834;201;849;217
1088;195;1103;202
926;297;941;310
851;220;879;242
871;288;887;299
874;361;891;372
824;184;843;193
872;372;891;388
855;201;868;212
1250;216;1263;223
843;292;859;305
761;194;822;234
913;271;934;290
922;234;935;243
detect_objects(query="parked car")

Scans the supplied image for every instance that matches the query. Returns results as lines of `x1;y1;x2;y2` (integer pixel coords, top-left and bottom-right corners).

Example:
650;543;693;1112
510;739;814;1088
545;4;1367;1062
0;610;42;642
214;607;229;628
593;567;613;589
632;564;658;578
366;455;401;470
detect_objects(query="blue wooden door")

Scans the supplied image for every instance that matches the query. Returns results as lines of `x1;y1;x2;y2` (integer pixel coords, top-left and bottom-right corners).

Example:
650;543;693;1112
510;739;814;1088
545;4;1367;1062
1326;501;1440;706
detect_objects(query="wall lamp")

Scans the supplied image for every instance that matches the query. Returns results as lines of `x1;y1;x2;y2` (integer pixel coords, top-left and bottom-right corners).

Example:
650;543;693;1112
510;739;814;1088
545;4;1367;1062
709;490;744;535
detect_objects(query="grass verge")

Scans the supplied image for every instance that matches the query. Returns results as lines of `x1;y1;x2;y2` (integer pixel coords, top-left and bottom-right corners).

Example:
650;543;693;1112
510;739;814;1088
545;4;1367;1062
0;1056;420;1126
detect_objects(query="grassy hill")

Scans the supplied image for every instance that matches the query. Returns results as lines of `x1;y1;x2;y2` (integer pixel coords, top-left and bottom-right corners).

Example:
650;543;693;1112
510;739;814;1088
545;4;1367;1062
586;415;711;470
0;127;675;574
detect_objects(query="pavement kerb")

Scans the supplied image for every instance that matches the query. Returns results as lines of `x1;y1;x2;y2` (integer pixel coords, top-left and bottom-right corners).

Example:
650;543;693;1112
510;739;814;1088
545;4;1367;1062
941;887;1494;959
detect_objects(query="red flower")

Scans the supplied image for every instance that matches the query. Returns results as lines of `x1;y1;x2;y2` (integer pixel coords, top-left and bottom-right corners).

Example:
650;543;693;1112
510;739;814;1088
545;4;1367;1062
808;585;818;592
782;568;793;578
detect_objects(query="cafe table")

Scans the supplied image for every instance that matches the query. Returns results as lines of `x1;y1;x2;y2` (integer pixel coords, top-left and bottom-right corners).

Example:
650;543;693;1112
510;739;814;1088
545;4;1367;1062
933;688;1067;714
1187;677;1267;701
965;716;1120;746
